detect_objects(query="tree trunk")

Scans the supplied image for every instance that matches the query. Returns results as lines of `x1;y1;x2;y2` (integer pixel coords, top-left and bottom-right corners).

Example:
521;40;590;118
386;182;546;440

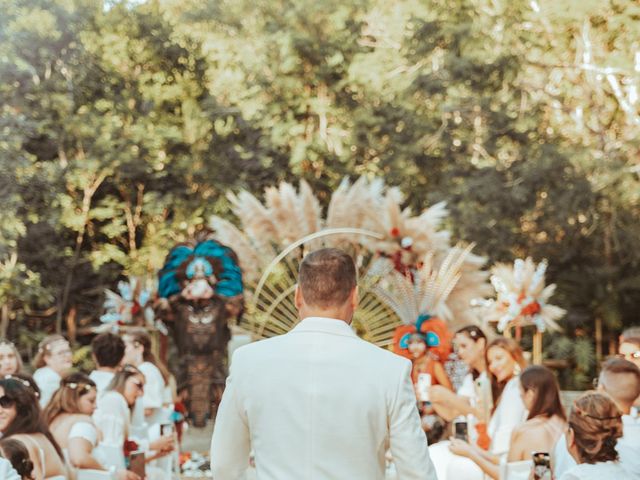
0;303;9;339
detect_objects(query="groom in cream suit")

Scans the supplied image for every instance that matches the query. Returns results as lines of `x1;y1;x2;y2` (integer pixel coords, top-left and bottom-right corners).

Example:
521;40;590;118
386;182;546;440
210;248;436;479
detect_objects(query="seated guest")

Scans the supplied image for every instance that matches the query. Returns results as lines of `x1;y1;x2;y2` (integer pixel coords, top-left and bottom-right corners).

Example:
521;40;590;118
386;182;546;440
430;326;488;423
554;358;640;478
619;332;640;412
560;391;631;479
619;333;640;369
93;365;173;478
447;365;566;479
0;340;23;377
122;329;173;425
44;372;139;479
0;377;67;479
3;374;40;401
429;337;527;480
0;438;35;480
89;333;126;396
32;335;73;408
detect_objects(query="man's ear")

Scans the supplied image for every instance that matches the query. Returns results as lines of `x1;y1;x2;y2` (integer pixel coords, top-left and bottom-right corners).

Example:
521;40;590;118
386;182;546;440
566;426;575;448
294;284;303;309
350;286;359;310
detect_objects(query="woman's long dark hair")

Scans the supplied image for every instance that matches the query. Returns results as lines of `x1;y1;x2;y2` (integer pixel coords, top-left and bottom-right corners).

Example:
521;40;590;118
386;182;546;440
455;325;487;380
520;365;566;421
126;328;170;384
0;378;64;460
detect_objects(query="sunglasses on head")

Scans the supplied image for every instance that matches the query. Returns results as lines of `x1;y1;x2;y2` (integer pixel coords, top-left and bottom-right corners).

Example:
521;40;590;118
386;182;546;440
620;351;640;360
122;364;140;374
130;378;144;392
0;395;15;409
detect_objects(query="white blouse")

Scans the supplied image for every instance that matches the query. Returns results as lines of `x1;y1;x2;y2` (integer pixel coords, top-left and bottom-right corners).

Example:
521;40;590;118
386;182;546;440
93;391;129;470
559;461;633;480
488;376;527;455
33;366;61;408
0;458;20;480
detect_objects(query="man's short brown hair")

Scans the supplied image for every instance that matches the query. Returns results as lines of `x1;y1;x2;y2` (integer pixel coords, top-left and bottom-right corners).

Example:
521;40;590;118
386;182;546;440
298;248;356;308
600;358;640;405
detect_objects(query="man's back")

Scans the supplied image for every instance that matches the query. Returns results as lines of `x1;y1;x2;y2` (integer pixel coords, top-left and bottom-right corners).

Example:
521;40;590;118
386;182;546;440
210;317;435;480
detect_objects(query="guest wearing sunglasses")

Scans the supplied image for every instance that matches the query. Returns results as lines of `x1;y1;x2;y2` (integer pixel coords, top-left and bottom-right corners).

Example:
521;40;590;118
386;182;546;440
93;365;173;478
44;372;140;480
0;377;67;479
619;334;640;370
619;332;640;413
32;335;73;408
0;340;23;377
2;374;40;401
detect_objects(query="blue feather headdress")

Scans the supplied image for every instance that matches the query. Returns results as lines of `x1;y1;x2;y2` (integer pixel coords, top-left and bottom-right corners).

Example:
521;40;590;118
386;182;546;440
158;239;243;299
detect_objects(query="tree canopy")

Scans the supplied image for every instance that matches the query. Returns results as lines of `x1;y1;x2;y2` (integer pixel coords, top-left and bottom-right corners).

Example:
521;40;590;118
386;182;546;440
1;0;638;387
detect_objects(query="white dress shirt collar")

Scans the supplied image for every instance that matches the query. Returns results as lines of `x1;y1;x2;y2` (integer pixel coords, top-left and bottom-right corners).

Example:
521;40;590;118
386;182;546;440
291;316;357;338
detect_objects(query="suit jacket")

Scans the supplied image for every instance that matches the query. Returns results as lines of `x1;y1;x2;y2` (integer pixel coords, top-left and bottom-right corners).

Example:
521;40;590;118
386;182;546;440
210;316;436;479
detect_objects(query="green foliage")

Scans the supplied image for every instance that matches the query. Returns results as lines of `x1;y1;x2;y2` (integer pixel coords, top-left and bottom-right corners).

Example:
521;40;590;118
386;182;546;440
1;0;638;386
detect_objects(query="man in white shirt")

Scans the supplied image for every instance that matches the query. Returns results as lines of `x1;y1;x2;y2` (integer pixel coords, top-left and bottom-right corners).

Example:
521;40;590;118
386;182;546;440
553;358;640;478
88;332;125;396
211;248;436;480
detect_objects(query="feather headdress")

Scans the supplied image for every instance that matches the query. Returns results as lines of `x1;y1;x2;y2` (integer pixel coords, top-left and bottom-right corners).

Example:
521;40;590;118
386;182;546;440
158;239;243;299
98;277;168;334
483;257;566;332
371;245;474;360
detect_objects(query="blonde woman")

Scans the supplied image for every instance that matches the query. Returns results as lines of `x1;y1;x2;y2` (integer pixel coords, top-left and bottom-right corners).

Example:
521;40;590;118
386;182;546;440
45;372;139;480
32;336;73;408
0;340;23;376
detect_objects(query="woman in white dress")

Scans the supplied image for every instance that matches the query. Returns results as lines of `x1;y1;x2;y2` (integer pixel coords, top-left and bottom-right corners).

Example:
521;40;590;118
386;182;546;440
449;365;566;479
430;337;528;480
93;365;173;478
122;329;173;426
429;325;488;422
0;339;23;377
0;377;68;479
0;438;35;480
560;391;632;480
32;335;73;408
45;372;139;480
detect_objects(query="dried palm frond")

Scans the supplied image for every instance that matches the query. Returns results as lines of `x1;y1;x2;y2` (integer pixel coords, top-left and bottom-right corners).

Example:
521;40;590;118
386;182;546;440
210;177;491;345
210;216;264;284
227;190;277;245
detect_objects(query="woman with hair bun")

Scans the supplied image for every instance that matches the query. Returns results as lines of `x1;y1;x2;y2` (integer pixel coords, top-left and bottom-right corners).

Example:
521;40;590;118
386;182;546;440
561;391;631;479
0;438;35;480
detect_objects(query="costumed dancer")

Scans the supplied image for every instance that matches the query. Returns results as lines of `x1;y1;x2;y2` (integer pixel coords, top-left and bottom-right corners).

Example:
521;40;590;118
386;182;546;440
157;234;243;427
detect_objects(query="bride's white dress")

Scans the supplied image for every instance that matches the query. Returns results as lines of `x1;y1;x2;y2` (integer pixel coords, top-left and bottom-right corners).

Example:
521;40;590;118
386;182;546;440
429;375;527;480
